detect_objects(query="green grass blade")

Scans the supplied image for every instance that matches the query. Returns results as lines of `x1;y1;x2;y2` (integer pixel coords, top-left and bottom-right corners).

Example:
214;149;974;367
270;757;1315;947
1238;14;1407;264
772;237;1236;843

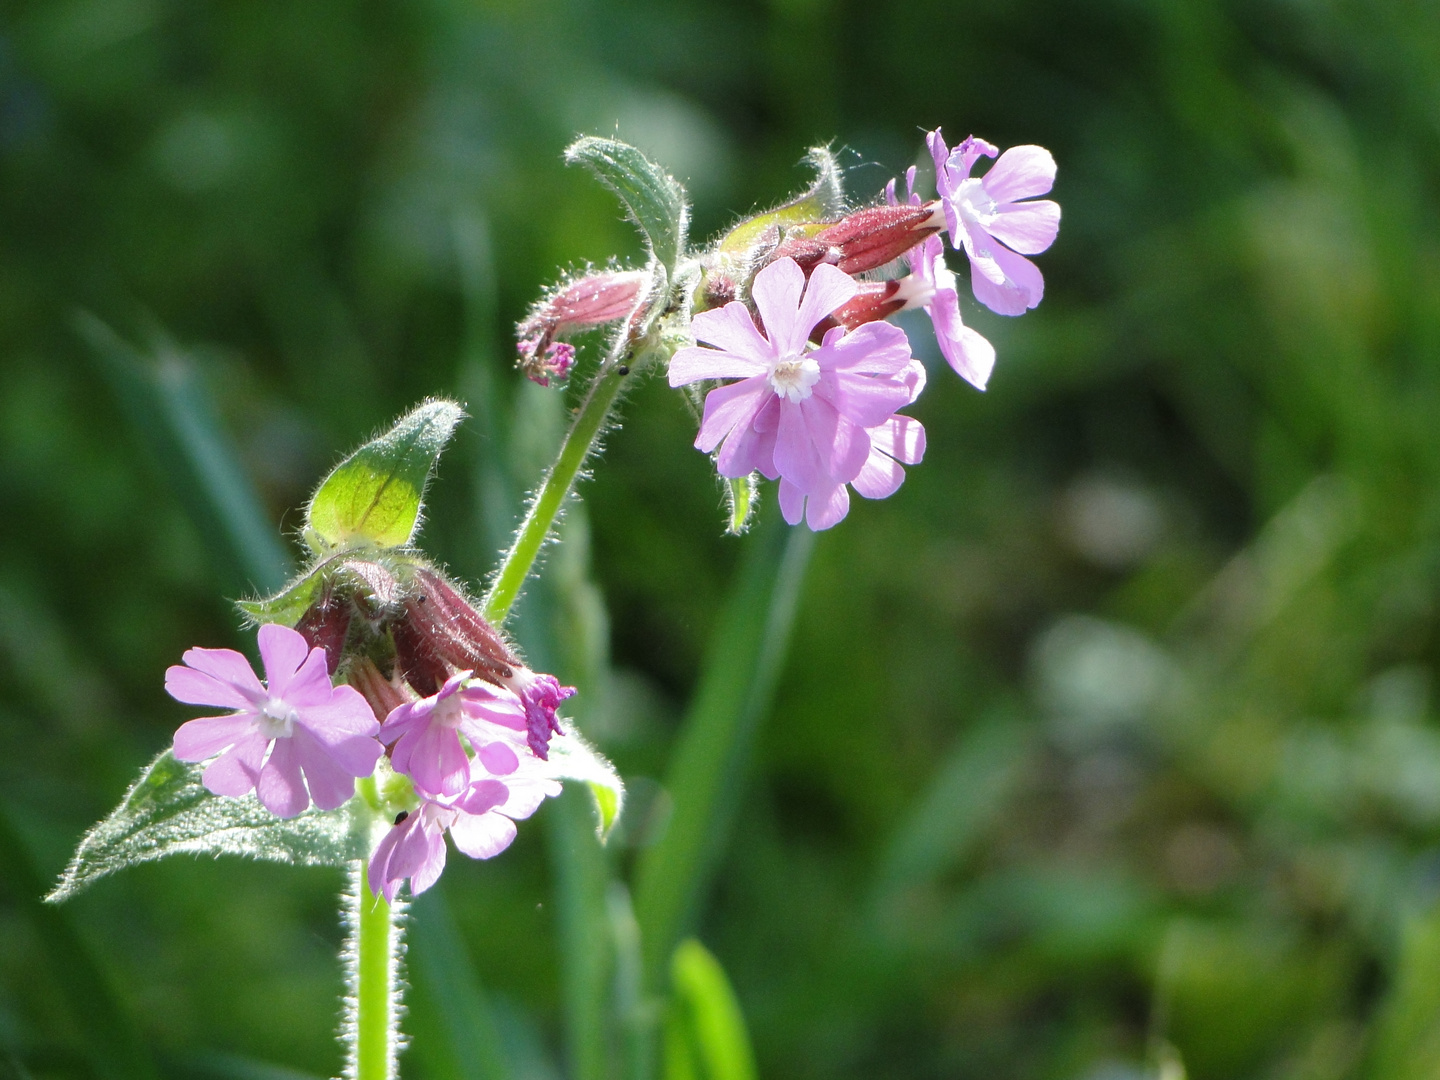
406;886;513;1080
76;314;291;594
633;520;815;988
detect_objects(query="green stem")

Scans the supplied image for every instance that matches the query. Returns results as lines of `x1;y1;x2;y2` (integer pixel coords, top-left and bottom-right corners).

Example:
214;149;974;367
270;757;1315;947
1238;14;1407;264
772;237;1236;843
482;362;627;625
345;846;407;1080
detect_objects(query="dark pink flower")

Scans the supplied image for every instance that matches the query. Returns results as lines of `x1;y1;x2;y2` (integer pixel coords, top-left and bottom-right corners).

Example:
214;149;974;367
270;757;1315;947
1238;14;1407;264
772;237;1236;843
517;270;648;386
928;129;1060;316
367;763;561;902
668;258;920;530
500;668;575;761
379;672;526;798
167;624;382;818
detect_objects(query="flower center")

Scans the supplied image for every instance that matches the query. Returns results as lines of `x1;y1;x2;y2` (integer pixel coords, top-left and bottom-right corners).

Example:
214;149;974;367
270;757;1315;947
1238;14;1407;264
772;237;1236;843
768;354;821;403
433;691;465;729
257;698;298;739
955;177;997;224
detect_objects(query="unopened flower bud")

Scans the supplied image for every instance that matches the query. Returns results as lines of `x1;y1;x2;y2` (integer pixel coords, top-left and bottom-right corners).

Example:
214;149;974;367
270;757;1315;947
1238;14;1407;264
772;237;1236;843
402;567;519;684
827;280;906;333
517;270;648;385
293;586;352;674
348;656;415;726
813;203;940;275
391;614;449;698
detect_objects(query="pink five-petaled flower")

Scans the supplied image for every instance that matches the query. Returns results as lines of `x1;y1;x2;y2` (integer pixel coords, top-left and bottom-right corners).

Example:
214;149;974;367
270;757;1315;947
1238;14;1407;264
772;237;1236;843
928;129;1060;317
379;672;528;798
167;623;382;818
668;257;922;531
886;168;997;391
367;762;562;902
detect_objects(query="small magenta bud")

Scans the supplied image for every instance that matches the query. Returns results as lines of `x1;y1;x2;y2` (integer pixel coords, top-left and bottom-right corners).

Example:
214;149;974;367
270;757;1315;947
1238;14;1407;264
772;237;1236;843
517;270;648;386
814;203;940;275
827;280;906;333
294;587;351;674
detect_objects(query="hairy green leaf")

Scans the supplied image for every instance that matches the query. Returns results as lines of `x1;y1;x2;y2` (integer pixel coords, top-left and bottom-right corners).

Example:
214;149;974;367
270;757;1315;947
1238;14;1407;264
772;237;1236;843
47;750;363;902
236;564;326;625
306;399;465;553
565;137;689;277
716;146;845;256
664;939;757;1080
722;474;758;536
547;723;625;840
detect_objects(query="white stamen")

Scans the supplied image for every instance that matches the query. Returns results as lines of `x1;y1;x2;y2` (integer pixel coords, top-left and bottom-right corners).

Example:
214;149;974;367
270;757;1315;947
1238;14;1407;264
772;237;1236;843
257;697;298;739
955;177;997;224
768;355;821;403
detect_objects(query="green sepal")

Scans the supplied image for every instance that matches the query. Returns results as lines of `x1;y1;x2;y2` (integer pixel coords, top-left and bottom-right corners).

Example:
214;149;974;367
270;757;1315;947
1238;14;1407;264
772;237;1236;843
305;399;465;554
565;137;689;278
663;938;758;1080
236;563;326;625
547;722;626;841
47;750;365;903
723;474;759;536
716;146;845;257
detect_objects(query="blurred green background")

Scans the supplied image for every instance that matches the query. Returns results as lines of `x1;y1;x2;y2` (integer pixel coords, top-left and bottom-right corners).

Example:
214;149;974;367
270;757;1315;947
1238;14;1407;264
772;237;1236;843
5;1;1440;1078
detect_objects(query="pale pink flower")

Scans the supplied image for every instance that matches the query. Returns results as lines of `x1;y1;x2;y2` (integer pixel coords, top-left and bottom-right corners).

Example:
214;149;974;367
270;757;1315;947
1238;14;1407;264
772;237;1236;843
167;624;382;818
928;129;1060;317
379;672;527;798
367;763;561;902
886;168;997;390
668;258;919;530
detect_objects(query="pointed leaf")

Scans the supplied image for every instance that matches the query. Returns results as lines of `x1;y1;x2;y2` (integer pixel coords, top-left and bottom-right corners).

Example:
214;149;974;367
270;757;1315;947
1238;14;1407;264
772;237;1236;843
236;564;326;626
716;146;845;256
547;723;625;840
565;137;689;276
722;474;758;536
47;750;364;902
306;400;465;553
664;939;757;1080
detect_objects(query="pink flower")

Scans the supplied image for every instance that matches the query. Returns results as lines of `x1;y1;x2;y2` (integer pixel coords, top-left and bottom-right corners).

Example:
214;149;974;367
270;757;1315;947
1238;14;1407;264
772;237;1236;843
367;764;561;902
167;624;382;818
501;668;575;761
928;129;1060;317
885;168;997;390
517;269;648;386
777;359;928;529
379;672;527;798
667;258;920;530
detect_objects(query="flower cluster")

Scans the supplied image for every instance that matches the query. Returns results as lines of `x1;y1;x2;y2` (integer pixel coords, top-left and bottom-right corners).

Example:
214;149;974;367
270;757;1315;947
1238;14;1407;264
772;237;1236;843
165;567;574;901
661;128;1058;530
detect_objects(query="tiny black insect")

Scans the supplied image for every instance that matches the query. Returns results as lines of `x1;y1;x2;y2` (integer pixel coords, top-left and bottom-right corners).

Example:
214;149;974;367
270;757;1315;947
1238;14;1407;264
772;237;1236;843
617;364;630;376
394;811;409;825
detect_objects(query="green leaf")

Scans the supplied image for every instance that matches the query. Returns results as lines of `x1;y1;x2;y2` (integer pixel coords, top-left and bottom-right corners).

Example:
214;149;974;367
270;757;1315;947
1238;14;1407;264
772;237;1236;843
547;723;625;840
47;750;364;902
77;314;292;595
236;564;326;625
634;521;814;987
716;146;845;257
664;939;757;1080
565;137;689;276
306;399;465;553
722;474;758;536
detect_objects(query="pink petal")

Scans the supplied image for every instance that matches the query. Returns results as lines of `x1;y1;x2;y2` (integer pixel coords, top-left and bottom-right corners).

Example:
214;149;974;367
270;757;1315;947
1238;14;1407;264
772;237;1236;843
985;200;1060;256
278;647;336;709
303;685;381;739
777;398;871;491
257;624;310;697
982;145;1056;203
816;370;913;429
201;733;268;797
292;727;357;810
456;779;510;816
927;130;953;196
851;447;906;500
778;479;805;525
689;302;775;363
695;377;770;455
964;225;1044;315
496;776;561;820
668;344;768;386
170;647;266;707
927;286;996;390
367;821;406;902
389;813;447;893
805;484;851;530
815;320;914;376
476;741;520;776
449;811;517;860
256;738;309;818
877;415;926;466
749;258;807;357
409;839;448;895
792;264;858;348
173;712;257;761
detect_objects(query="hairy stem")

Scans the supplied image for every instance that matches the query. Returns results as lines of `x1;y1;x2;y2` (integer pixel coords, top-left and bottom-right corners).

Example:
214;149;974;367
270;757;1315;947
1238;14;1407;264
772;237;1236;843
482;361;627;625
343;791;407;1080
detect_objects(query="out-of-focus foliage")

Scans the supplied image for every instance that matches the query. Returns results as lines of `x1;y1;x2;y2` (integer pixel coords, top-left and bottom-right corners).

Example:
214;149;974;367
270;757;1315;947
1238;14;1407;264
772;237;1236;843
4;1;1440;1079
